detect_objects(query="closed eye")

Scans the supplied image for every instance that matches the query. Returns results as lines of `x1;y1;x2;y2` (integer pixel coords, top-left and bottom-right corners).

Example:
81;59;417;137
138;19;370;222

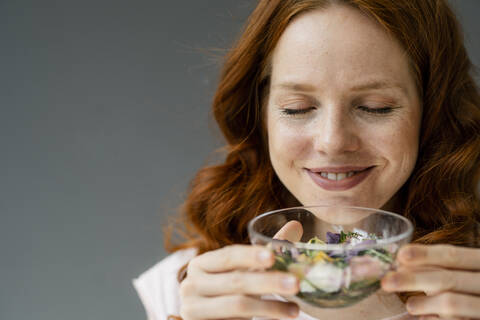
358;106;394;114
281;107;316;115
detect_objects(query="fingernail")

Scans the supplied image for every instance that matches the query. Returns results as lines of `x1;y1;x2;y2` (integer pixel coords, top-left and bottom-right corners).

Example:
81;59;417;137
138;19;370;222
257;250;271;263
288;304;299;317
282;276;297;289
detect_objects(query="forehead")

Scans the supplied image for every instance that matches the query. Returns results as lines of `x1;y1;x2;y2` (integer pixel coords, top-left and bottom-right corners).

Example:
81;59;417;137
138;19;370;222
270;5;416;97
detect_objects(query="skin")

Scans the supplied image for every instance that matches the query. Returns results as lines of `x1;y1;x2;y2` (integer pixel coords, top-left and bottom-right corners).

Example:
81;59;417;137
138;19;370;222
382;244;480;319
179;5;480;320
266;5;421;210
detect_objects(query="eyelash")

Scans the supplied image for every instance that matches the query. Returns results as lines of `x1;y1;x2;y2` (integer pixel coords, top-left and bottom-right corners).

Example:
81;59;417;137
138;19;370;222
357;106;394;114
281;106;395;116
281;107;315;115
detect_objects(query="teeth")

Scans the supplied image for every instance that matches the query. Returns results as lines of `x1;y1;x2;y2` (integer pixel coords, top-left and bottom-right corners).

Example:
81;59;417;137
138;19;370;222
337;173;347;180
320;171;357;181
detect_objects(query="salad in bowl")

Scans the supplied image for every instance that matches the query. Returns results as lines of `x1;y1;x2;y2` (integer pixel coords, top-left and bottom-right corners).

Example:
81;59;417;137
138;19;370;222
247;205;413;308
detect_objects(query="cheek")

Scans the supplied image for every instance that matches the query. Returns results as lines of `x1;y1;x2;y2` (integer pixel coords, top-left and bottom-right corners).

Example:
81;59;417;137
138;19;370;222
372;118;420;175
396;130;420;176
268;119;310;166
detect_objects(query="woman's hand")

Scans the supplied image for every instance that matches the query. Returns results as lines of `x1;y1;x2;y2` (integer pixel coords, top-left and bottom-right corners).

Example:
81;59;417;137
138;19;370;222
381;244;480;319
179;221;303;320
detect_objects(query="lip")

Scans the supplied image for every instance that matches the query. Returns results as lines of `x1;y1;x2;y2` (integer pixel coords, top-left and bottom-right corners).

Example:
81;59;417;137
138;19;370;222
305;166;374;191
309;166;370;173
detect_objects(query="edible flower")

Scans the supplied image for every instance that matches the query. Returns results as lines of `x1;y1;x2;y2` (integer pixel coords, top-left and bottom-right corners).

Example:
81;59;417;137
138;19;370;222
313;250;334;262
326;231;340;244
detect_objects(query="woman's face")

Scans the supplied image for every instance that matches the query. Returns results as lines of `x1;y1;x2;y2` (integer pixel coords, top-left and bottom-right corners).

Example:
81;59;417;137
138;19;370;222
266;5;422;209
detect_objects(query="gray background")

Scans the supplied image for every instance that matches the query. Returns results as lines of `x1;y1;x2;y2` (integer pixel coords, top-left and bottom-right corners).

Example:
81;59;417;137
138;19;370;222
0;1;478;319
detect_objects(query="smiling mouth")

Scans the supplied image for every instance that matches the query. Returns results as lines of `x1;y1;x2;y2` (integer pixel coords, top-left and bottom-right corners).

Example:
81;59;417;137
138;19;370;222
306;167;374;191
316;167;372;181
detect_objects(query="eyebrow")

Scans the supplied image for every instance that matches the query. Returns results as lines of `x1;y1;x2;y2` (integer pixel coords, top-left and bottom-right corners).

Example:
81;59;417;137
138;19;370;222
350;80;408;95
272;82;317;92
272;80;408;95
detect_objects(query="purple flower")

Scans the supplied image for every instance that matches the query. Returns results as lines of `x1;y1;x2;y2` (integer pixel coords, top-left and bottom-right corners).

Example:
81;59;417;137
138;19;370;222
326;232;341;244
358;239;376;246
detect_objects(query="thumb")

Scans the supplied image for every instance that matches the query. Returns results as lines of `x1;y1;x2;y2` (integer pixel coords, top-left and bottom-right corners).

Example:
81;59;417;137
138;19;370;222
273;220;303;242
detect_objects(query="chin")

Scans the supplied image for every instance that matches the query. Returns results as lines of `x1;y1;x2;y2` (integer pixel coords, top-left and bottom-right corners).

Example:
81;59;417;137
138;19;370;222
298;197;362;207
297;193;390;209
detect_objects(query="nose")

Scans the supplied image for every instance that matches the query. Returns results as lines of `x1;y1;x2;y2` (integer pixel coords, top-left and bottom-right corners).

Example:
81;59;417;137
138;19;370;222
313;105;360;155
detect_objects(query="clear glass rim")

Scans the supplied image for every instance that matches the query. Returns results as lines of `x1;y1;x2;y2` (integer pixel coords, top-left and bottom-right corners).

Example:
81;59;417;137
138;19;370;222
247;205;414;251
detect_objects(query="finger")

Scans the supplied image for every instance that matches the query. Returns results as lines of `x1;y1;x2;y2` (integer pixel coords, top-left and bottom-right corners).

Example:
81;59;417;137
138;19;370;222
381;269;480;295
187;270;298;296
406;292;480;318
420;317;469;320
395;265;442;273
188;245;274;274
386;264;456;297
181;295;299;320
273;220;303;242
397;244;480;270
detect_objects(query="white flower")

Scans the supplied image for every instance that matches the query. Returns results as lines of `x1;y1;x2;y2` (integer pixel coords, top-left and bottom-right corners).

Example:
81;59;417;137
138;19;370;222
300;280;316;293
349;228;370;245
305;263;343;293
353;228;368;238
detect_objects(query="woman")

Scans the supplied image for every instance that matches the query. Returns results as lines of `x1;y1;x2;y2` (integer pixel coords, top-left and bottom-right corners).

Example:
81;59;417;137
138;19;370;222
133;0;480;319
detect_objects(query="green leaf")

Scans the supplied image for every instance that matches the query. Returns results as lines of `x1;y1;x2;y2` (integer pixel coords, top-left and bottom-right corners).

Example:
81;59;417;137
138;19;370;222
364;249;393;263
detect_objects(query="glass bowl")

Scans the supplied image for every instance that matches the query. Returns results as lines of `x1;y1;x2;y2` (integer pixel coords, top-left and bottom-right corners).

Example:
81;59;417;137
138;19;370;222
247;205;413;309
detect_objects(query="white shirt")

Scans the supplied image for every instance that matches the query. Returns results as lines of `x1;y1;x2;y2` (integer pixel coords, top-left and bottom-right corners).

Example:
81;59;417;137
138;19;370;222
132;249;415;320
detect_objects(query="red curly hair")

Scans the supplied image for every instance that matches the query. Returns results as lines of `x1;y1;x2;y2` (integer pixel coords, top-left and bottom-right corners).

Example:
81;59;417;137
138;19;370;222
165;0;480;293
